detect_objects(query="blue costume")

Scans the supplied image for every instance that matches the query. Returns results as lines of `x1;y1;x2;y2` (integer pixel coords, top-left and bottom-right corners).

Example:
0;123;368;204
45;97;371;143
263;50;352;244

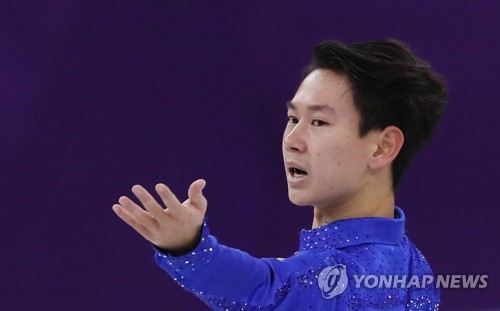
155;207;439;310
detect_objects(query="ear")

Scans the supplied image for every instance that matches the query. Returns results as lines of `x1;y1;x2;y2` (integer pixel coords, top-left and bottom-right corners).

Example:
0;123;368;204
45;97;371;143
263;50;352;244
368;126;404;170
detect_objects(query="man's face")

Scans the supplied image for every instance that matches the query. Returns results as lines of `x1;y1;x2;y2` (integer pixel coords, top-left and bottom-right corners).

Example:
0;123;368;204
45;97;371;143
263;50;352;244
283;69;378;209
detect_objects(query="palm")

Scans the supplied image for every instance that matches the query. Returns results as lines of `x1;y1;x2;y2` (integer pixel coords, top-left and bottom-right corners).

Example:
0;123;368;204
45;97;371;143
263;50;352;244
112;179;207;252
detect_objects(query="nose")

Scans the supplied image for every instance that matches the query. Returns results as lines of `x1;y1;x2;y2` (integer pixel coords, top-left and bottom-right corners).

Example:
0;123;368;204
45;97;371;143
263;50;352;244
283;123;307;153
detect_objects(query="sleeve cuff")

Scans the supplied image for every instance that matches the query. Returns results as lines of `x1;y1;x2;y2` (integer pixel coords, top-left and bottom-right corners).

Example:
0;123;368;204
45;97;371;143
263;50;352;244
153;219;218;284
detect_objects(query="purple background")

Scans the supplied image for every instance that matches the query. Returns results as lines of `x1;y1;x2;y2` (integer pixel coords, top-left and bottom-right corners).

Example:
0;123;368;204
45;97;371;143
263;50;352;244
1;1;499;310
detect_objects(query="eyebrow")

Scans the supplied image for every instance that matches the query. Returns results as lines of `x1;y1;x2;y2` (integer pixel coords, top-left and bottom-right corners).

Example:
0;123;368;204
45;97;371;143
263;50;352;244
286;101;335;113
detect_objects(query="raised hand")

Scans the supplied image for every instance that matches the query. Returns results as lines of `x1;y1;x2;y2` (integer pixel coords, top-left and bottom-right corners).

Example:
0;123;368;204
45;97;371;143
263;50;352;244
112;179;207;253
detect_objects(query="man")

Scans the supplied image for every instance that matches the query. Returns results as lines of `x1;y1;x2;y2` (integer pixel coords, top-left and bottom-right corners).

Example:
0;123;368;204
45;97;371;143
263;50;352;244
113;38;447;310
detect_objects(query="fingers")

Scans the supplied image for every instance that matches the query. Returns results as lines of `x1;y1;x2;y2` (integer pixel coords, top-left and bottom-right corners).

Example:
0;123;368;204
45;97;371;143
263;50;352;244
131;185;165;218
118;196;151;220
115;196;157;235
112;204;152;240
155;183;182;211
112;181;207;248
187;179;207;210
114;181;204;219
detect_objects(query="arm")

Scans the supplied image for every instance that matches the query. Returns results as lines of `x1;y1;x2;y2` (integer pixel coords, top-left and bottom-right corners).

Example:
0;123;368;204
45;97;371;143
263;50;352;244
154;221;289;307
112;180;289;308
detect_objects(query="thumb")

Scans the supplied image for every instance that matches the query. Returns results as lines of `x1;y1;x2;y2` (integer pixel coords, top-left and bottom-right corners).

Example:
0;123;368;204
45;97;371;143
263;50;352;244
187;179;207;208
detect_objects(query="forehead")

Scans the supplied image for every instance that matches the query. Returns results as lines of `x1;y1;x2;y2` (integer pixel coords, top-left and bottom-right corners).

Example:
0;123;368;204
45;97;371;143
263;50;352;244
289;69;354;114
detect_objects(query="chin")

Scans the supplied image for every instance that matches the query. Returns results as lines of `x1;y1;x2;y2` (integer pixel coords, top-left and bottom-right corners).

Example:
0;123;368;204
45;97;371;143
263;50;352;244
288;192;312;207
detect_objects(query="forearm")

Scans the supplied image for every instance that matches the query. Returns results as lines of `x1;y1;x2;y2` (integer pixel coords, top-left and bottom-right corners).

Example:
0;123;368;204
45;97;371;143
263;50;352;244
154;221;288;307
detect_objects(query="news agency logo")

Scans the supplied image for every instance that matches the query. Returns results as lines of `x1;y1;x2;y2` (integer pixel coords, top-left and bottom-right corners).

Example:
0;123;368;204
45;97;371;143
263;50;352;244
317;264;348;299
353;274;488;289
316;265;488;298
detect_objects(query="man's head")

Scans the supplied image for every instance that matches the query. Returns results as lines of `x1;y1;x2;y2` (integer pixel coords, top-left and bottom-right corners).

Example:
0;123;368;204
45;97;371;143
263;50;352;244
304;39;447;189
283;39;446;210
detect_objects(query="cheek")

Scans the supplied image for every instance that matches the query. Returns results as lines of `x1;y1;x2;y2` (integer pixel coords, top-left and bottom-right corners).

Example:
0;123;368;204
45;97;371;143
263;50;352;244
315;145;346;168
313;150;344;183
314;144;353;183
331;145;345;164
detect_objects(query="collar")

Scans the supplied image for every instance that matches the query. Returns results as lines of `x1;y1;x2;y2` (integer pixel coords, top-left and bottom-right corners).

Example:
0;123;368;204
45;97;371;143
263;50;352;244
299;206;406;252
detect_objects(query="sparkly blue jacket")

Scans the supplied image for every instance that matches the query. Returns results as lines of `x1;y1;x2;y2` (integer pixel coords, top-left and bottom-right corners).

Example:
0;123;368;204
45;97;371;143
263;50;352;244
155;207;439;310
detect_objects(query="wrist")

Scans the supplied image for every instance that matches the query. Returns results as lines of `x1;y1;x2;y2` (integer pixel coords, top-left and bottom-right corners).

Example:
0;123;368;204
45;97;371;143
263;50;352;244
154;227;203;256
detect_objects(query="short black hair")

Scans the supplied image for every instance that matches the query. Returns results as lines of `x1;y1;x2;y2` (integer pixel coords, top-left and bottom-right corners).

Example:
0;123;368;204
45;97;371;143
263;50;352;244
305;39;447;189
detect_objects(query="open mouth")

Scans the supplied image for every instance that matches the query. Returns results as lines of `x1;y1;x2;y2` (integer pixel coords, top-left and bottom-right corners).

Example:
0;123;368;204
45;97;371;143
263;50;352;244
289;167;308;177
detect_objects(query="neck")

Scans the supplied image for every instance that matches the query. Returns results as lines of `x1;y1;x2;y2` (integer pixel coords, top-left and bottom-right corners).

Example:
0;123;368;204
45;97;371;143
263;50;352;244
311;185;395;229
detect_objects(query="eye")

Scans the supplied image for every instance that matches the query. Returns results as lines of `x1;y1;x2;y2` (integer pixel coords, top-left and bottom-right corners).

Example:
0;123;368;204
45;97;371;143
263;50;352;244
287;116;298;124
312;119;328;126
